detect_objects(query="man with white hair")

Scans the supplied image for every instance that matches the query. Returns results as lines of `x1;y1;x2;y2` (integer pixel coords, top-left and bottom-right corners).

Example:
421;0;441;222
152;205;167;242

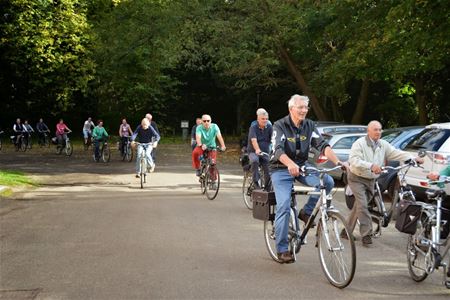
247;108;272;188
270;94;343;263
131;118;160;177
345;120;423;246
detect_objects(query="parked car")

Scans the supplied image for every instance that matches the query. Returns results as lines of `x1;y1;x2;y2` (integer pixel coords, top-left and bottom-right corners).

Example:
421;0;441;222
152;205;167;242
381;126;425;150
308;132;366;181
403;122;450;202
314;122;367;136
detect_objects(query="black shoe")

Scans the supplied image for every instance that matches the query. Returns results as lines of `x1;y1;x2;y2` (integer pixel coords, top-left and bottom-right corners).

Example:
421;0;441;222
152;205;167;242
298;209;315;227
362;235;373;246
277;251;295;264
195;169;201;177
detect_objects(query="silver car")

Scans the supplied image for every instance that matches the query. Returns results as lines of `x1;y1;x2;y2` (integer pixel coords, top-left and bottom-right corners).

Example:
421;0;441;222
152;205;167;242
308;133;366;180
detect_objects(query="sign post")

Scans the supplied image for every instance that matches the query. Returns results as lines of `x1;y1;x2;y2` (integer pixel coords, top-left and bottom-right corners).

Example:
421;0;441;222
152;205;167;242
181;120;189;140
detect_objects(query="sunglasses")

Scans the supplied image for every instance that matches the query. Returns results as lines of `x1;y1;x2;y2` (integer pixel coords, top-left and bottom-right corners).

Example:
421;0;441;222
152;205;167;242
202;120;211;123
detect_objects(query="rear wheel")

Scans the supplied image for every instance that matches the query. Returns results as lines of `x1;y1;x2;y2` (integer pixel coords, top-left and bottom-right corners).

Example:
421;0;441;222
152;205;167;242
368;193;385;235
242;171;253;209
125;144;133;162
205;165;220;200
317;211;356;288
264;208;296;263
20;138;27;152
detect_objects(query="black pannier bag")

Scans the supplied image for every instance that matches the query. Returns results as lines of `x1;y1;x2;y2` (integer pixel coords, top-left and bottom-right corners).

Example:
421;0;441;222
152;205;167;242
395;200;422;234
252;190;276;221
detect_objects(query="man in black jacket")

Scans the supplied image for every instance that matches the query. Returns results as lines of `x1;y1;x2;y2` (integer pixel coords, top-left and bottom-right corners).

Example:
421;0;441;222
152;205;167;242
270;94;343;263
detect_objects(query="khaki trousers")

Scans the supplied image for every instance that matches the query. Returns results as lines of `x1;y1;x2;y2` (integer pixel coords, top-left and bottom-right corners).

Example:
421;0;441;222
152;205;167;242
346;172;375;237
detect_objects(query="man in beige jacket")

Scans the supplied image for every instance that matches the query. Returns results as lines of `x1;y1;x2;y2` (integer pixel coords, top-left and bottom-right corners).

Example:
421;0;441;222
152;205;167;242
345;120;423;246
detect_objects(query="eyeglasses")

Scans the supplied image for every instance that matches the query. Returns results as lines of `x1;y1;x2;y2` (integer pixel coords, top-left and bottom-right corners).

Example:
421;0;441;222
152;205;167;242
202;120;211;123
293;105;310;110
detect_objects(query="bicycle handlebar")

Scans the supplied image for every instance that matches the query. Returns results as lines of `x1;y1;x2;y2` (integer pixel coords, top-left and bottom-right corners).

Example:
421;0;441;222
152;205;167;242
301;165;342;174
381;159;422;173
428;176;450;186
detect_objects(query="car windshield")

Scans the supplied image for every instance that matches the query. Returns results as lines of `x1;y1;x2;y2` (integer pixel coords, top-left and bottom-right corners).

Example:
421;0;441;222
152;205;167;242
405;128;450;152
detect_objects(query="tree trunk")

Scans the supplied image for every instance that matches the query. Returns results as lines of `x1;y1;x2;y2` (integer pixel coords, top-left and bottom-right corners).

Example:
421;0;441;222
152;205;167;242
414;77;428;125
351;78;370;124
278;45;329;120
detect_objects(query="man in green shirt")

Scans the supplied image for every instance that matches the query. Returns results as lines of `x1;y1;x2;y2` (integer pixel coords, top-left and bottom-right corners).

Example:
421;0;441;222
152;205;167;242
192;114;226;178
92;120;109;162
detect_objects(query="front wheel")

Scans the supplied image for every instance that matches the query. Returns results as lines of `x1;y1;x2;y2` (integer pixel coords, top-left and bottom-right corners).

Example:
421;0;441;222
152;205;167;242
205;165;220;200
406;216;430;282
242;171;253;209
317;211;356;288
102;144;111;162
65;141;73;156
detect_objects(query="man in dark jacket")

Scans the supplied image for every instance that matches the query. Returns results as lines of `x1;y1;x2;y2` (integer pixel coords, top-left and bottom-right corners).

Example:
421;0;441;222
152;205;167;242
270;94;343;263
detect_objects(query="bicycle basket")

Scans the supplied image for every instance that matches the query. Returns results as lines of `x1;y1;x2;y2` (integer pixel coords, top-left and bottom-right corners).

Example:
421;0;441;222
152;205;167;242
395;200;421;234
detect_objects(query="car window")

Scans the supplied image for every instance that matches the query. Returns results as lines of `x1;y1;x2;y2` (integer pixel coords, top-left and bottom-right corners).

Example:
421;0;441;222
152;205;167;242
322;127;366;134
405;129;450;152
332;136;359;149
381;130;401;143
399;135;416;150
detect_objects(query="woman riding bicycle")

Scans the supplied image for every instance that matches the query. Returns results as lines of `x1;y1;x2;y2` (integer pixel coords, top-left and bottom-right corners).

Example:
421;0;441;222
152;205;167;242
119;118;133;156
92;120;109;162
131;118;160;178
55;119;71;148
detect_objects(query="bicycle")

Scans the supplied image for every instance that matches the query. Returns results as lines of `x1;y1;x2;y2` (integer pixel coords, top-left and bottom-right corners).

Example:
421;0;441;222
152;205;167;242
135;142;154;189
11;133;26;152
121;137;133;162
93;139;111;163
56;131;73;156
38;131;50;147
344;159;420;237
242;152;269;209
199;147;223;200
404;176;450;288
262;165;356;288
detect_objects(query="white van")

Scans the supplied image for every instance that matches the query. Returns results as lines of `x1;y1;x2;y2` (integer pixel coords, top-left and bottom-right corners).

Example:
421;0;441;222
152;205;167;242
403;122;450;200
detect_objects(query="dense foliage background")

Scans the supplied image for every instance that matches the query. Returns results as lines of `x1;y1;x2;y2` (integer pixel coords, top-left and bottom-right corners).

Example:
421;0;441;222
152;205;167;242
1;0;449;135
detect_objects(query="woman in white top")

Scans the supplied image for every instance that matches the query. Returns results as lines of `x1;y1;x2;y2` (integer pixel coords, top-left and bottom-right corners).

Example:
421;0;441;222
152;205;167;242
119;118;133;156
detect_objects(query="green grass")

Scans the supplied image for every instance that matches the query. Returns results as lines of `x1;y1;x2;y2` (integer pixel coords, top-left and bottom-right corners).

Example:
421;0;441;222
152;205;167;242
0;170;37;187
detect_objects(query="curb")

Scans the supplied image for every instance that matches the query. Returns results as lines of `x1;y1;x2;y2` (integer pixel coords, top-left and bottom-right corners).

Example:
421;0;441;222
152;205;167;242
0;185;13;197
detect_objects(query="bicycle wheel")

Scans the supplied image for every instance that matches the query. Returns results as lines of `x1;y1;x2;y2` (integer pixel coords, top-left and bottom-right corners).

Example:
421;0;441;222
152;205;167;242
20;139;27;152
205;165;220;200
385;178;400;220
102;144;111;162
317;211;356;288
368;193;385;235
406;215;430;282
140;158;146;189
264;208;296;263
242;170;253;209
65;142;73;156
125;144;133;162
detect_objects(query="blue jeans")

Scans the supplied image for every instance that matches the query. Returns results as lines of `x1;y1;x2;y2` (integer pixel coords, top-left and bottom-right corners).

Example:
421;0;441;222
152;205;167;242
136;144;154;174
249;152;269;186
270;167;334;253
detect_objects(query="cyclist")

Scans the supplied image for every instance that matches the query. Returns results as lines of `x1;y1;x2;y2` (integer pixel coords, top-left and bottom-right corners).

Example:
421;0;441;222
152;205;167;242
119;118;133;156
270;95;343;263
22;120;34;146
145;113;161;163
83;117;95;146
190;117;202;150
428;166;450;241
36;118;50;145
346;120;423;246
55;119;72;148
12;118;24;145
131;118;160;178
92;120;109;162
192;114;226;189
247;108;272;189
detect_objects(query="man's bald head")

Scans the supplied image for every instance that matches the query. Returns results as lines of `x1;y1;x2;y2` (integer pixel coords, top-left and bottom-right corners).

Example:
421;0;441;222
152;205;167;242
367;120;382;141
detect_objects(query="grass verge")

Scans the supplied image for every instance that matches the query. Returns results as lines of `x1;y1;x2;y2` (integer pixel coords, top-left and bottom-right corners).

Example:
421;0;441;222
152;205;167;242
0;170;38;195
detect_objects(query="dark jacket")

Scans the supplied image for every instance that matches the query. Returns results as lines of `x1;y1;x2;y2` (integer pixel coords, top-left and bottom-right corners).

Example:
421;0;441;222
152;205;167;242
270;115;329;169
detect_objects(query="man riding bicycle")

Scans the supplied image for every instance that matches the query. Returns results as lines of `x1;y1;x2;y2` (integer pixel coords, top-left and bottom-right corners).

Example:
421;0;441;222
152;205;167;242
192;114;226;188
12;118;24;145
92;120;109;162
83;117;95;145
270;95;343;263
22;120;34;146
36;118;50;145
247;108;272;189
131;118;160;178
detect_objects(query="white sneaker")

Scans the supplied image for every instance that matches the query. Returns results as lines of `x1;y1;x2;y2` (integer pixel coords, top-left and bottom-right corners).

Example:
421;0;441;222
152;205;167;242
149;164;155;173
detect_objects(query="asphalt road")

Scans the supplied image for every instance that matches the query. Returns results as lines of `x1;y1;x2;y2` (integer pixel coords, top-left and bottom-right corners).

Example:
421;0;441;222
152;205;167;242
0;144;449;299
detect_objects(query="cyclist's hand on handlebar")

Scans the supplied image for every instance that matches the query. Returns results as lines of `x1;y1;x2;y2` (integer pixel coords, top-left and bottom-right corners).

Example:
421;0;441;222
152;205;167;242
371;164;382;174
414;156;424;165
288;162;300;177
201;144;207;151
153;141;158;148
427;172;440;180
220;146;226;152
255;149;261;155
338;161;350;171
